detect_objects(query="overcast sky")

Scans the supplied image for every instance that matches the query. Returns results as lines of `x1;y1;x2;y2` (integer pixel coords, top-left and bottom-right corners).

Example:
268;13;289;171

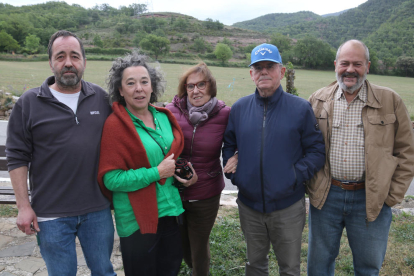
4;0;368;25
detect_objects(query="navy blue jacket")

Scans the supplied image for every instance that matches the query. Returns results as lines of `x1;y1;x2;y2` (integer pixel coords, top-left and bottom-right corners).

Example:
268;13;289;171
222;85;325;213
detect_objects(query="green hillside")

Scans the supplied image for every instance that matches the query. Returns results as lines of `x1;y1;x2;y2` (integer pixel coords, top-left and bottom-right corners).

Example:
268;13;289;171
233;0;414;62
0;1;266;67
0;0;413;76
233;11;320;32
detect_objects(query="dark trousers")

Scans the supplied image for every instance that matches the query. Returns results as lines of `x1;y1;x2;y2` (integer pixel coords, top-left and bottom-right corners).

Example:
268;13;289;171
181;193;221;276
238;197;306;276
119;216;183;276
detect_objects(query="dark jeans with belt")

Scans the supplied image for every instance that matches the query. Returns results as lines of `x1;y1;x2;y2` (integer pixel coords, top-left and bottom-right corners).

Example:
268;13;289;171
308;185;392;276
180;193;221;276
119;216;183;276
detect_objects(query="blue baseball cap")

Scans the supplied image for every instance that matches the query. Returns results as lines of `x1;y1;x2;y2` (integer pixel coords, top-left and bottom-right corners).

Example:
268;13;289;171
249;43;282;67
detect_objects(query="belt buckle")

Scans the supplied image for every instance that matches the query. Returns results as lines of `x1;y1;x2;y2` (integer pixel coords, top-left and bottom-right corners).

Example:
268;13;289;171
340;181;349;190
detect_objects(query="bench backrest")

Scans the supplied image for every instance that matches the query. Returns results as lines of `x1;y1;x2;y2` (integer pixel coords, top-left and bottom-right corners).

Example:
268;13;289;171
0;145;7;171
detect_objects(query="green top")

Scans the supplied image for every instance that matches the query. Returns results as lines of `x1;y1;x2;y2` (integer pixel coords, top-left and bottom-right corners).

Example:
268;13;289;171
103;106;184;237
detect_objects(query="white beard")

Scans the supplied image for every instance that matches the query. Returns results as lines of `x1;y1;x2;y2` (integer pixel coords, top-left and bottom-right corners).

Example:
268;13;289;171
336;72;367;94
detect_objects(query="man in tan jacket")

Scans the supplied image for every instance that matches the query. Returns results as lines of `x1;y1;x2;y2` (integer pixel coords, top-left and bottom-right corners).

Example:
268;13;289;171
307;39;414;276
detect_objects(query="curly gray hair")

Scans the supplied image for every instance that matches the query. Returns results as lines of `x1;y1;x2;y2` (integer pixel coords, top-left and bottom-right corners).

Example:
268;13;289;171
107;52;165;105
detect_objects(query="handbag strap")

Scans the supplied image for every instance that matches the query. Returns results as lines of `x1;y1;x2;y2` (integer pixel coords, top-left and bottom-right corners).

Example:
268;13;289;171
142;127;167;156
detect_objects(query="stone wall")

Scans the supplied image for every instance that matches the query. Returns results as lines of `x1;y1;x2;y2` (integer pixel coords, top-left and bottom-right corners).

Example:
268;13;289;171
0;90;18;120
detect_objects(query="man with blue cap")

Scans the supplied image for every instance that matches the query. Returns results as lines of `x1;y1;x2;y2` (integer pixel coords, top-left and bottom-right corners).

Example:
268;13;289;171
222;43;325;275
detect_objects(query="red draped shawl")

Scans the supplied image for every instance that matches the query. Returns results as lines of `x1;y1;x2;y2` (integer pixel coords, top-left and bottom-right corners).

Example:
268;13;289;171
97;102;184;234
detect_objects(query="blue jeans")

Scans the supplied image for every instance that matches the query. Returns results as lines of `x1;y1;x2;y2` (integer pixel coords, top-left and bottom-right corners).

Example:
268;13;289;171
37;207;116;276
307;185;392;276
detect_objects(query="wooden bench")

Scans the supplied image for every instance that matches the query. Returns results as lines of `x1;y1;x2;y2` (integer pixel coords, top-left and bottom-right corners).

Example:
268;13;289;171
0;145;31;204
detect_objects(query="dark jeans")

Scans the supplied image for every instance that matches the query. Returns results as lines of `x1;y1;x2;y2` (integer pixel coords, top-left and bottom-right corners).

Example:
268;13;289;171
308;185;392;276
119;216;183;276
181;193;221;276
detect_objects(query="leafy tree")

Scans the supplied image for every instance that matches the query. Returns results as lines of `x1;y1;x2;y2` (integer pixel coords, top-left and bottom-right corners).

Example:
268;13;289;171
368;49;379;74
93;34;104;48
130;3;147;16
191;33;201;41
115;23;128;34
241;44;256;54
395;56;414;77
245;53;251;66
382;57;396;72
193;38;210;53
57;17;77;30
141;17;167;33
0;30;19;52
91;11;100;24
203;18;224;30
173;17;187;31
294;36;335;69
139;34;170;60
0;14;33;45
214;43;233;64
153;28;167;38
284;62;298;96
33;27;56;47
133;31;147;47
270;33;291;53
25;34;40;54
219;38;234;51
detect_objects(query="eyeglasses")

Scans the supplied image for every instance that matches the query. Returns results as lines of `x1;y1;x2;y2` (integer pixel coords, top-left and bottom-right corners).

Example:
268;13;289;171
252;63;279;72
185;81;209;91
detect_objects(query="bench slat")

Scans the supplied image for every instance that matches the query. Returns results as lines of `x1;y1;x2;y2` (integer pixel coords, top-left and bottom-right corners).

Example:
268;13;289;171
0;158;7;171
0;145;5;158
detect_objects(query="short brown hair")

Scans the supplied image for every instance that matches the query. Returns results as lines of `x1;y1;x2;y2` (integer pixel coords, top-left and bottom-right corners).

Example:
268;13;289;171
177;62;217;98
48;30;85;60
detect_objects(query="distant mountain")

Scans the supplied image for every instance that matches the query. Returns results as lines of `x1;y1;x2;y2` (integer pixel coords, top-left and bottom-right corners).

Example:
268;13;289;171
278;0;412;51
321;9;350;17
232;11;320;32
0;0;413;62
233;0;413;60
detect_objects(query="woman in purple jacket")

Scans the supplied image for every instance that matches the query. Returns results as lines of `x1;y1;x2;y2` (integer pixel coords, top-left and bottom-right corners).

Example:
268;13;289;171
166;62;237;275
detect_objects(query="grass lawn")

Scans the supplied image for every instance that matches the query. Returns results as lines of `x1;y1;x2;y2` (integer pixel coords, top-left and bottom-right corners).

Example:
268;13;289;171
1;61;414;117
178;206;414;276
0;204;413;275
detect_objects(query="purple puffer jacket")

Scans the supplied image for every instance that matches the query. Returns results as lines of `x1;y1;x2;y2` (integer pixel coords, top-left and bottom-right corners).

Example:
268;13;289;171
166;95;231;201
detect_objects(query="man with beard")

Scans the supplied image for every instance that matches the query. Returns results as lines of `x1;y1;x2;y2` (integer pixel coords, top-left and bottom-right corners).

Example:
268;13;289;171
6;30;115;276
307;39;414;275
223;43;325;276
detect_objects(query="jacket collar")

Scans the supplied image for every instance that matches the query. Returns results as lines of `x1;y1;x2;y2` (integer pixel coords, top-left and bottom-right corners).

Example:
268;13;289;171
37;76;95;100
314;80;382;109
254;84;284;104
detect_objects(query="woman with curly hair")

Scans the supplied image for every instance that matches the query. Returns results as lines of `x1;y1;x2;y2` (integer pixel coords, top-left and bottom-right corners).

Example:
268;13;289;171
97;52;193;276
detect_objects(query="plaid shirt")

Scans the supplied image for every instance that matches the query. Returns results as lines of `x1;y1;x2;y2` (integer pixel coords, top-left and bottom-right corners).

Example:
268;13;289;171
330;84;367;181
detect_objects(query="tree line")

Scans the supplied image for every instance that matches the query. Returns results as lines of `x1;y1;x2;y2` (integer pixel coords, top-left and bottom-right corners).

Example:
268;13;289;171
232;0;414;76
1;1;413;76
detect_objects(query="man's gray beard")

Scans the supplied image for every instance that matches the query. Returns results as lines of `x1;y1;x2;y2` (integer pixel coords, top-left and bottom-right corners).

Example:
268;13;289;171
58;74;81;87
336;72;366;94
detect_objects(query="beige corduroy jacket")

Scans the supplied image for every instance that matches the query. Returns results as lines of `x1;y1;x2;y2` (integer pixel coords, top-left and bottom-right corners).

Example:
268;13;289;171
307;80;414;222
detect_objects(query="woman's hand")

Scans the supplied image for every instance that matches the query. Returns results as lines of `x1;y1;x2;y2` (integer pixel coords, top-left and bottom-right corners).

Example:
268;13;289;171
157;153;175;179
223;153;238;174
174;162;198;187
